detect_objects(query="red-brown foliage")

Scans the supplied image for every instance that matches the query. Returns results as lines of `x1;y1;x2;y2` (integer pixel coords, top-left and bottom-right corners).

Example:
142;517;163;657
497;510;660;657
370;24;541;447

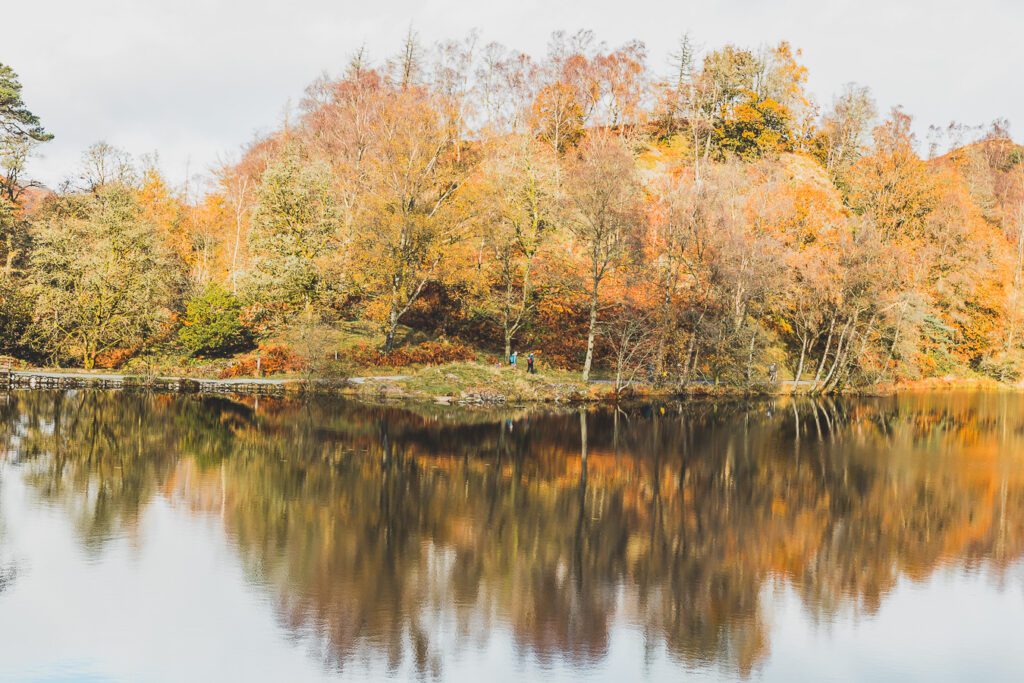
95;348;135;369
218;344;304;378
349;341;476;367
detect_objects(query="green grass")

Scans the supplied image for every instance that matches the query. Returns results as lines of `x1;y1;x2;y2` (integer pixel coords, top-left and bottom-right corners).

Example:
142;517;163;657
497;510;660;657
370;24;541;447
327;321;431;351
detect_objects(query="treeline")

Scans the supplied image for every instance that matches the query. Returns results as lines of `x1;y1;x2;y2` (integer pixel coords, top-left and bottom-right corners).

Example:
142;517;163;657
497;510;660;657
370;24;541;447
2;31;1024;387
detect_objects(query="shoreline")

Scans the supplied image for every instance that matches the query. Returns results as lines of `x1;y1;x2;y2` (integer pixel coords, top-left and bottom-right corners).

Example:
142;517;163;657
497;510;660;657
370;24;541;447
3;369;292;396
3;366;1021;404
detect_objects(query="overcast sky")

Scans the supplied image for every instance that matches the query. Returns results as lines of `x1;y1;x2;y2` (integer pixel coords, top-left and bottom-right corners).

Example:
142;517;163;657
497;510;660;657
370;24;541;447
6;0;1022;189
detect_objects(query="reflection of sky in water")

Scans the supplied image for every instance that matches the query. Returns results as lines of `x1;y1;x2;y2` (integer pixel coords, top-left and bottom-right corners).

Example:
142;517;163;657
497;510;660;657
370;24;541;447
1;391;1024;681
2;469;1022;682
0;476;335;683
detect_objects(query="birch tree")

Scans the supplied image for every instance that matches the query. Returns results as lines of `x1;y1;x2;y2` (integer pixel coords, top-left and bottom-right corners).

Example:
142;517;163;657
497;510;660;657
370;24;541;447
564;133;644;380
478;137;558;359
354;85;474;352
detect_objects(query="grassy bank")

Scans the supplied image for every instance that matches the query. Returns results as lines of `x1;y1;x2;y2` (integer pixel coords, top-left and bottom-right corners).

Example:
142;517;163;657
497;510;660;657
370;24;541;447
8;356;1022;405
348;362;607;403
4;360;684;403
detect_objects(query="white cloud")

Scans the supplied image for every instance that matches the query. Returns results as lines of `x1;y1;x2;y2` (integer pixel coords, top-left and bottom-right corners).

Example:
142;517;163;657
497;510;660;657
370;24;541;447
6;0;1023;188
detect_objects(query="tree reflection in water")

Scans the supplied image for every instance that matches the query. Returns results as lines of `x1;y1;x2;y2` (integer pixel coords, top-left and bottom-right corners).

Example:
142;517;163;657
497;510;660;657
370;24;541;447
0;403;12;595
1;390;1023;678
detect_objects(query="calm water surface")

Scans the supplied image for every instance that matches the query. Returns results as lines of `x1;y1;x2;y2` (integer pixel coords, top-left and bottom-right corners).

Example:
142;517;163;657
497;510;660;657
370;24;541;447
0;390;1023;682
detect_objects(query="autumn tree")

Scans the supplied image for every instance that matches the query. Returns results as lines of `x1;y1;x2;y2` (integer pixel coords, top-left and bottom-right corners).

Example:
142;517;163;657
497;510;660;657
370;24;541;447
530;82;585;156
564;133;644;380
299;65;387;290
591;40;648;128
813;84;876;182
475;42;537;134
847;108;936;240
655;34;696;140
26;185;178;368
704;43;810;159
647;174;727;383
715;91;792;159
0;192;28;279
477;137;558;358
531;33;649;156
352;84;474;352
699;171;782;386
0;272;31;356
244;148;338;318
432;32;479;148
136;164;195;272
601;298;657;391
216;164;252;292
78;141;136;193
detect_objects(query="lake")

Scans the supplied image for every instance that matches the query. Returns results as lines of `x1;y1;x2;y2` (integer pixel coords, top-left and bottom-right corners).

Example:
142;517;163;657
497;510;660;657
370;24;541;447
0;390;1022;682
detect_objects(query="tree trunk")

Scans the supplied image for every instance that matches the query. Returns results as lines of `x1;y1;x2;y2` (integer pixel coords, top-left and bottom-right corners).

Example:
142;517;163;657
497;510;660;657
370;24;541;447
384;306;400;353
582;289;599;381
819;316;854;393
745;329;757;387
655;327;668;385
680;331;697;386
680;310;706;387
829;313;874;392
502;274;515;363
229;178;248;294
814;316;837;384
1007;221;1024;351
654;276;675;382
877;301;907;384
794;334;809;384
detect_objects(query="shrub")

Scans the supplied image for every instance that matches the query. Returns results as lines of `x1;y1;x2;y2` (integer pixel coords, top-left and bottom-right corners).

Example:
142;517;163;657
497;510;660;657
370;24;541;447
218;344;303;378
287;321;353;380
0;277;33;358
977;352;1023;383
350;340;476;367
95;348;135;369
178;283;253;358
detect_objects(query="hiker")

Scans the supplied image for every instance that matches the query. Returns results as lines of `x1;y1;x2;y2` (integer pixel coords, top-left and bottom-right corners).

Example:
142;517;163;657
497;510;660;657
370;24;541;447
527;352;535;374
510;350;518;367
768;363;778;383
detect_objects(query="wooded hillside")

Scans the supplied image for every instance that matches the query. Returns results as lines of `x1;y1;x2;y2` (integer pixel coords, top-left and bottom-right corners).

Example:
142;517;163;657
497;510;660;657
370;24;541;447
3;32;1023;388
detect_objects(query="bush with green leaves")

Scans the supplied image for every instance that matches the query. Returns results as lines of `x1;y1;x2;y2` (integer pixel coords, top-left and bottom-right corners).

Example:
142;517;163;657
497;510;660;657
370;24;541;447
177;283;253;357
0;277;32;357
28;185;179;368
